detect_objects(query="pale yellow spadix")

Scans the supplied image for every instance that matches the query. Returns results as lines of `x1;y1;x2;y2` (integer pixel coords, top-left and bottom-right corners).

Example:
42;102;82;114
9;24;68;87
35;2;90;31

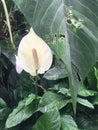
16;28;53;76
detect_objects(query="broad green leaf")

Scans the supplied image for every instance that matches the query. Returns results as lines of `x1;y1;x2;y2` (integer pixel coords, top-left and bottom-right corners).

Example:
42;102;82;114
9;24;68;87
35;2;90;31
32;109;60;130
77;98;94;109
38;91;70;113
6;96;38;128
43;61;68;80
61;115;78;130
12;0;78;115
64;0;98;79
12;0;98;115
12;0;98;79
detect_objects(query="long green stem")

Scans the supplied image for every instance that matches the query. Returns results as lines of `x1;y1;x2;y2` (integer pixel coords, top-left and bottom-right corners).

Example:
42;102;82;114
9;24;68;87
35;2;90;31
1;0;16;50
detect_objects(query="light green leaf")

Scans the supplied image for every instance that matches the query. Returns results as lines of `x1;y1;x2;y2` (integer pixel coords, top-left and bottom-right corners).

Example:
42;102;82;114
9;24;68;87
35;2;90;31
25;93;40;106
32;109;61;130
78;83;97;97
61;115;78;130
77;98;94;109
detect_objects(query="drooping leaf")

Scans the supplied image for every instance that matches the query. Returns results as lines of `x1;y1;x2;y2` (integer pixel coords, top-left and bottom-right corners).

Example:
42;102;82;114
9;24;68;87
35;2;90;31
61;115;79;130
32;109;61;130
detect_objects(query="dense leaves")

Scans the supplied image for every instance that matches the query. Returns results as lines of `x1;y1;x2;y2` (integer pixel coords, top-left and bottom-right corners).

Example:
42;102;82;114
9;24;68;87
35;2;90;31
32;109;61;130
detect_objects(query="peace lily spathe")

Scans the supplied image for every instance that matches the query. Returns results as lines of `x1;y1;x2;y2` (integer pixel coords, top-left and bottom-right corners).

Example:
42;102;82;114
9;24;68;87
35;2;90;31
16;28;53;76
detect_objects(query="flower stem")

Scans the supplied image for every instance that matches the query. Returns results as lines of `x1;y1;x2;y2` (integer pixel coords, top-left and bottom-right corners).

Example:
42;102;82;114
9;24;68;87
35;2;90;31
1;0;16;50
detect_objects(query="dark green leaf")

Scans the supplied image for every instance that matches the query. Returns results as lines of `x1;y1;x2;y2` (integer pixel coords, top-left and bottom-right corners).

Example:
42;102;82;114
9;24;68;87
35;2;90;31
61;115;78;130
77;114;98;130
32;109;61;130
0;98;7;108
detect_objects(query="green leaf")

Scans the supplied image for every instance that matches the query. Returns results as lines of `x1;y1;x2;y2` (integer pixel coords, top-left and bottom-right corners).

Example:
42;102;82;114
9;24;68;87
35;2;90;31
77;98;94;109
32;109;61;130
61;115;79;130
0;98;11;120
25;93;38;106
12;0;98;115
78;83;97;97
12;0;78;115
92;94;98;105
6;96;38;128
38;91;70;113
64;0;98;79
43;61;68;80
0;98;7;109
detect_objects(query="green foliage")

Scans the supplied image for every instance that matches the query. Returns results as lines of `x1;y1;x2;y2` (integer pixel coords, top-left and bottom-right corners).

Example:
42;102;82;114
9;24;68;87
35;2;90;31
0;0;98;130
6;94;38;128
32;109;61;130
61;115;78;130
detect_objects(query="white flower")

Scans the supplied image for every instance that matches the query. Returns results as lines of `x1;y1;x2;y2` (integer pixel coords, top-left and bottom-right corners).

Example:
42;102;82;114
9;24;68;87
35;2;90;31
16;28;53;76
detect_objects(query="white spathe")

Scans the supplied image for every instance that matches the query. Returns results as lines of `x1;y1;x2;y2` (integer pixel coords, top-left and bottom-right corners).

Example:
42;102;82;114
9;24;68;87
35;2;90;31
16;28;53;76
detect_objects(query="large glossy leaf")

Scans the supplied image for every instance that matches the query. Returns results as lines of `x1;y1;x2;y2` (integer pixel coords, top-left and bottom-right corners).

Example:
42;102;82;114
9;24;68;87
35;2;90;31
12;0;77;115
12;0;98;79
38;91;70;113
32;109;61;130
12;0;98;114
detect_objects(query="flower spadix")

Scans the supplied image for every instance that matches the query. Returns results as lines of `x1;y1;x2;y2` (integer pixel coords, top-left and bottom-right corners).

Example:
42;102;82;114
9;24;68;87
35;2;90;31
16;28;53;76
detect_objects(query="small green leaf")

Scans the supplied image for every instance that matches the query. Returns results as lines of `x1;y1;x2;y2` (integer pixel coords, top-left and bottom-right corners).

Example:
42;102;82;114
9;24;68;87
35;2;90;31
0;98;7;108
77;98;94;109
61;115;78;130
32;109;61;130
25;93;37;106
92;94;98;105
78;83;97;97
